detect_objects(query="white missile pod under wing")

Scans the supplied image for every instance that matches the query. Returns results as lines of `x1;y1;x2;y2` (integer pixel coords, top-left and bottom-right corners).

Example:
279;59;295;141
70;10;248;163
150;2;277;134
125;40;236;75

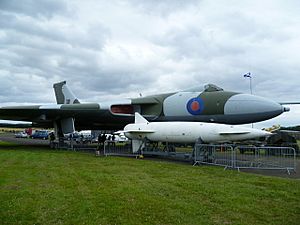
123;113;272;153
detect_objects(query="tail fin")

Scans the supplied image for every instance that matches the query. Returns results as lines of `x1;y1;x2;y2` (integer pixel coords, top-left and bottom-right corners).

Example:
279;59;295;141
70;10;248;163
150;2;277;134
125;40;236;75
53;81;80;104
134;112;148;124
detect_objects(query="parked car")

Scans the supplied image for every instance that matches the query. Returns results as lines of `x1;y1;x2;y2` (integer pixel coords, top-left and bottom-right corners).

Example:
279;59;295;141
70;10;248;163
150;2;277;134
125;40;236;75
15;131;28;138
30;130;49;140
66;132;93;144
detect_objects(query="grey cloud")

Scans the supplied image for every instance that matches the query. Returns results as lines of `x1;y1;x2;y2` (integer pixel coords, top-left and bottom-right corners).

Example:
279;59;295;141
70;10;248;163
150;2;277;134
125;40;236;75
0;0;68;19
0;4;110;104
0;12;109;51
0;74;54;104
81;71;156;95
0;12;68;43
129;0;199;16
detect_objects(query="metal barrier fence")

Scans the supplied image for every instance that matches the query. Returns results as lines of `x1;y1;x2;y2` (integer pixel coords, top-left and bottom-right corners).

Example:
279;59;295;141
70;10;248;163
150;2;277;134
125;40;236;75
194;144;296;174
102;142;297;174
103;141;137;157
194;144;234;168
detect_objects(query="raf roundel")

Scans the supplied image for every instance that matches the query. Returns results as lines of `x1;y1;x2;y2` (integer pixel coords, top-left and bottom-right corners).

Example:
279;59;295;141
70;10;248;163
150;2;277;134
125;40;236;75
186;97;204;115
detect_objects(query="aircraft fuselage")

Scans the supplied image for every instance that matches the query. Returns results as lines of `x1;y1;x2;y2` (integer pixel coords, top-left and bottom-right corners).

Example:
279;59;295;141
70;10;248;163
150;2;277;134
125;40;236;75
0;83;288;131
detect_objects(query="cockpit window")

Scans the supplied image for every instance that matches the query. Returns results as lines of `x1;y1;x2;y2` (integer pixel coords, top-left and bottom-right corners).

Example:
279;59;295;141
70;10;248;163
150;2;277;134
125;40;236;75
204;84;224;92
182;84;223;92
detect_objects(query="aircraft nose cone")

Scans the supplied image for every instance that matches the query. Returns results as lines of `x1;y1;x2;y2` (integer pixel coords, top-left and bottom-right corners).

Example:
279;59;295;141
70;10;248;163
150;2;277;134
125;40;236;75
224;94;283;123
251;129;272;138
262;130;273;137
252;129;273;139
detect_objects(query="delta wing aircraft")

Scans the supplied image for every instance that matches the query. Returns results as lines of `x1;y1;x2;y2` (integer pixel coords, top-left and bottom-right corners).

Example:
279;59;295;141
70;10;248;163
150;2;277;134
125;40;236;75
0;81;289;135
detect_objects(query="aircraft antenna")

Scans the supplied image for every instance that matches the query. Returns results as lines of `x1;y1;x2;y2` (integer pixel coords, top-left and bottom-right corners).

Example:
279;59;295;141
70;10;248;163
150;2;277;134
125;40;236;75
243;72;254;128
243;72;252;95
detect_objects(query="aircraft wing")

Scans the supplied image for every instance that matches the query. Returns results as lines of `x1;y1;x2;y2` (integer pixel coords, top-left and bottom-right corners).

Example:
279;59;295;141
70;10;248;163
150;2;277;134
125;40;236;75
0;103;133;130
0;103;102;121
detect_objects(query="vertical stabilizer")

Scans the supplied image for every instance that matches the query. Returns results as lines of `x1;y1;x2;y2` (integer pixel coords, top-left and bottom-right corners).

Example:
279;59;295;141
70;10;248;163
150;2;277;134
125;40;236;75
53;81;80;104
135;112;148;124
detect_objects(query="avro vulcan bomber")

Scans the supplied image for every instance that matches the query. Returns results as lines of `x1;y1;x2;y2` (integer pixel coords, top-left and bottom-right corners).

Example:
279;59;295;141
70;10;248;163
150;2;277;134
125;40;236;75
0;81;290;134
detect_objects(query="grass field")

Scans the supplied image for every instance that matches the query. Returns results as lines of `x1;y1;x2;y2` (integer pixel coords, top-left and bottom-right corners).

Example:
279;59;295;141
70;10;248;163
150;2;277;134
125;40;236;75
0;141;300;225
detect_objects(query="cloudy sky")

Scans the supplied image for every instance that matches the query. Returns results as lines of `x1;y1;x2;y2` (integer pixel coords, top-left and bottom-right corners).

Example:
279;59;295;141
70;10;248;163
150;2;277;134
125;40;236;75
0;0;299;128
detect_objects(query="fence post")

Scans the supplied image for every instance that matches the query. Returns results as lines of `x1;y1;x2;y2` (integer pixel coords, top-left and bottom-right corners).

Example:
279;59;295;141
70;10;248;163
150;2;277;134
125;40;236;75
233;146;236;169
104;141;107;156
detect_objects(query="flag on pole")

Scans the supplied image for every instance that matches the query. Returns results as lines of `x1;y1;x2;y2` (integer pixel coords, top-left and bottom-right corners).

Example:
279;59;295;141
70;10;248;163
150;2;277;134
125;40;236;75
243;72;251;78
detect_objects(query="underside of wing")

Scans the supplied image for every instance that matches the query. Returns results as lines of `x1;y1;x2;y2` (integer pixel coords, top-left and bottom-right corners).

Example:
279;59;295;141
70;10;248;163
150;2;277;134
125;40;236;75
0;104;102;122
0;103;131;130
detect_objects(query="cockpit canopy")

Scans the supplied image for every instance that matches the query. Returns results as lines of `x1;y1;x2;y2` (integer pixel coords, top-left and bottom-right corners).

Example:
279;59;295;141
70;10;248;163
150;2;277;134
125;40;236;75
183;84;224;92
204;84;224;92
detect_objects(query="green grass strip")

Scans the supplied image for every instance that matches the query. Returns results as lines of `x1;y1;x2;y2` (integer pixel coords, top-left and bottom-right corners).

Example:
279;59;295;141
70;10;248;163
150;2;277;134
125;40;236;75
0;148;300;225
